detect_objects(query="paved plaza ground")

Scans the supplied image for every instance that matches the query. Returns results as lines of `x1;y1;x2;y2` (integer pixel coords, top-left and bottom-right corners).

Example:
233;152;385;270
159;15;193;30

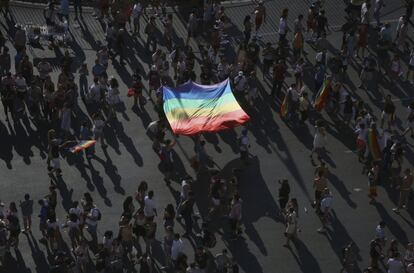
0;0;413;272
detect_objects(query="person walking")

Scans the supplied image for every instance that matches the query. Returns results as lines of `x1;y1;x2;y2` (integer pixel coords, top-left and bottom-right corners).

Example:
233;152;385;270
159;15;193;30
402;102;414;137
393;168;413;213
144;191;157;222
278;180;290;216
19;194;33;233
228;193;242;239
92;112;107;149
310;121;327;164
318;188;333;233
85;204;101;246
283;206;297;247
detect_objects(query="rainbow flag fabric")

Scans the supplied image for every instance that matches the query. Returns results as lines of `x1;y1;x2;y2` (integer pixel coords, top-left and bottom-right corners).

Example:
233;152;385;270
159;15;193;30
70;140;97;153
280;94;289;118
313;79;332;111
367;129;382;160
163;79;250;135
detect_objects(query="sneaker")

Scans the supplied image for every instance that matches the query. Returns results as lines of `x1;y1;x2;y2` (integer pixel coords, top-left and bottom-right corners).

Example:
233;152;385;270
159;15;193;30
392;208;400;213
317;227;326;233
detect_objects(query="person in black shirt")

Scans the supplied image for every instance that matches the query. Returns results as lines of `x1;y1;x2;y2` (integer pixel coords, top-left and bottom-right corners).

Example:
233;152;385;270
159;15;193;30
246;38;260;64
278;179;290;214
381;95;396;130
316;10;329;38
342;95;354;126
199;66;211;85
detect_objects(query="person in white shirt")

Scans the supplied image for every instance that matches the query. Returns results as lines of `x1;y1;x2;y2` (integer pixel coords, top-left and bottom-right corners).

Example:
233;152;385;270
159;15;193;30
85;205;100;243
375;221;386;245
132;1;142;35
318;188;333;233
144;191;157;221
177;178;192;217
387;253;404;273
278;13;288;44
361;1;371;25
92;112;107;148
171;233;184;265
287;83;300;119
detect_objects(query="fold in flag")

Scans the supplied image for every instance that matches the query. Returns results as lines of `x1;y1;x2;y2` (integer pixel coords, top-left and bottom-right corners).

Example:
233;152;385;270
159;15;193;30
280;94;289;118
71;140;96;153
163;79;250;135
367;129;382;160
313;79;332;111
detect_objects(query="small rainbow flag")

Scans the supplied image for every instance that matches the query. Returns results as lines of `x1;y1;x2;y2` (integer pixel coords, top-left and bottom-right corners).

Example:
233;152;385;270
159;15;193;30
280;94;289;118
163;79;250;135
70;140;97;153
313;79;332;112
367;129;382;160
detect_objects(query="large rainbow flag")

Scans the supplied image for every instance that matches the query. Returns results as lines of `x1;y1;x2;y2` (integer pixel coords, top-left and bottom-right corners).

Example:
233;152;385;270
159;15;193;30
313;79;332;112
163;79;250;135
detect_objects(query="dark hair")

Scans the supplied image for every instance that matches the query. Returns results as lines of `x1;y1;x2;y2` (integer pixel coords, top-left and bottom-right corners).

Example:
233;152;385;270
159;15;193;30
24;194;30;200
84;192;93;203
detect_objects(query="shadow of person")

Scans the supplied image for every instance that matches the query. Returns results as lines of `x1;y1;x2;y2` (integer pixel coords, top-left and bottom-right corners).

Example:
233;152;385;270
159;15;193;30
320;211;363;272
1;244;31;273
288;239;323;273
54;176;74;212
328;172;357;209
26;232;49;273
112;120;143;167
92;148;125;195
216;156;280;256
90;167;113;207
373;202;409;245
225;237;264;273
131;104;152;129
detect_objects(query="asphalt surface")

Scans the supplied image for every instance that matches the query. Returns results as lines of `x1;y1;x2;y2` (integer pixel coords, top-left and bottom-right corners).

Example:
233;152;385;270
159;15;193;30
0;0;413;273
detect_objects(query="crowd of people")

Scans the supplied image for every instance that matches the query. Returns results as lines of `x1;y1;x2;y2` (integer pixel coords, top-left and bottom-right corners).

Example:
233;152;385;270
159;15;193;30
0;0;413;272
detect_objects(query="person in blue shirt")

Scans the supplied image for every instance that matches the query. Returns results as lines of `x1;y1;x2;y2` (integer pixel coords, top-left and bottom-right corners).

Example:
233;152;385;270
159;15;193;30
59;0;69;21
38;199;50;239
92;59;106;79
